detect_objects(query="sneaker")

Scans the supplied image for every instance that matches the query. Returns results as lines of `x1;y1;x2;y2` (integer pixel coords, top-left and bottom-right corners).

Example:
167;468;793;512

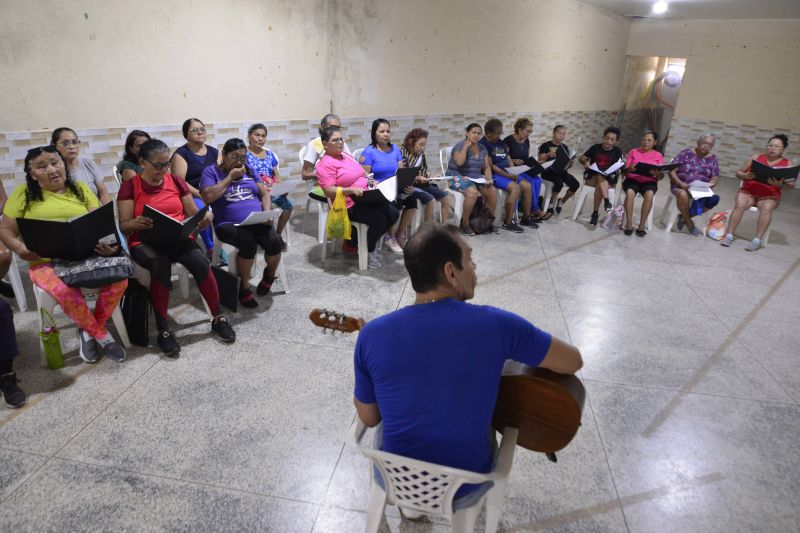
490;225;501;234
211;316;236;343
589;211;599;226
342;240;358;255
0;280;15;299
0;373;26;409
520;216;539;229
239;289;259;308
676;215;685;232
744;237;762;252
383;235;403;254
394;233;408;249
720;234;734;247
603;199;613;211
256;267;276;296
460;225;475;237
77;329;100;364
501;221;524;233
368;251;382;269
688;226;702;237
100;340;127;363
636;229;647;237
555;200;562;215
157;330;181;356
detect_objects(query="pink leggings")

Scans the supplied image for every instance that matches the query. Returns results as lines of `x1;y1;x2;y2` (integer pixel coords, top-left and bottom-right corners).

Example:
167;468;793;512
29;263;128;339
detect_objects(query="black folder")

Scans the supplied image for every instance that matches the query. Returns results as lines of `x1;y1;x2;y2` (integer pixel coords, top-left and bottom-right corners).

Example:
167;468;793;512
211;265;240;312
632;162;679;176
16;202;119;261
396;167;421;192
138;204;209;253
751;160;800;184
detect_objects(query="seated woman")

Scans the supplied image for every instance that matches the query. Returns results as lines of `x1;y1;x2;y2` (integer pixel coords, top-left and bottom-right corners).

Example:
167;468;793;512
201;138;282;308
0;180;14;298
51;127;112;205
358;119;409;252
171;118;219;255
0;146;127;364
118;139;235;356
621;131;664;237
538;125;580;214
400;128;450;226
668;134;721;237
246;124;291;251
316;126;399;269
447;123;498;236
579;126;623;226
724;134;795;251
0;298;26;408
116;130;151;182
302;114;352;202
479;118;530;233
503;117;551;223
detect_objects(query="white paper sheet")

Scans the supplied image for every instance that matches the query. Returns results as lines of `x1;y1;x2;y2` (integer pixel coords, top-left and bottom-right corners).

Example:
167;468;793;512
376;176;397;202
506;165;531;175
589;159;625;176
235;208;282;226
688;181;714;199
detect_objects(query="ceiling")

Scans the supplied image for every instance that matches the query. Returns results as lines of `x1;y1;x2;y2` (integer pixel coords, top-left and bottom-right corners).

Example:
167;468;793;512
577;0;800;19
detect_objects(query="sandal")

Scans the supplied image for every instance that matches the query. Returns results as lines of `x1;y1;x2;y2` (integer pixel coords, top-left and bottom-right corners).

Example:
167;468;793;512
624;228;633;236
534;211;552;222
635;229;647;237
256;267;277;296
238;289;258;308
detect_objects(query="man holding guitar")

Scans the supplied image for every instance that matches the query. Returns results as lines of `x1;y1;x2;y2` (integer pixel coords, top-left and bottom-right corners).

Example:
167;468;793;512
353;224;582;506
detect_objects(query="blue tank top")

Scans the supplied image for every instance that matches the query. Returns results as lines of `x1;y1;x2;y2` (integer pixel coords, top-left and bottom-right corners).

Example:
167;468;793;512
175;144;218;187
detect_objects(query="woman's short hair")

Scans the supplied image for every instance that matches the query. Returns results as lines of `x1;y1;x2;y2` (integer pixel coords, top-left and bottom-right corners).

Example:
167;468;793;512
770;134;789;148
403;224;465;293
222;138;247;154
181;118;204;139
465;123;481;132
370;118;391;148
248;123;267;136
603;126;621;139
50;127;77;146
643;130;659;142
138;139;171;162
553;124;566;134
402;128;428;154
320;125;342;143
513;118;533;133
484;118;503;135
123;130;151;164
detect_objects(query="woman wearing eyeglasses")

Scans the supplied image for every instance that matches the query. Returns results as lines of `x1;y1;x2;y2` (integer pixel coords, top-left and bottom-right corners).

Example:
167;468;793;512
171;118;219;254
0;146;128;364
51;127;112;205
118;139;235;356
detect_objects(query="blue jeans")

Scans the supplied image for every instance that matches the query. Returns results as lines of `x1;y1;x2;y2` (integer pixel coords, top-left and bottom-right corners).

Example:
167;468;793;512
518;172;542;211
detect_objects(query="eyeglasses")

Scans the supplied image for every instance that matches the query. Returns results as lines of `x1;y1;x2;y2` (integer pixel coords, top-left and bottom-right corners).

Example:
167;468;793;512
329;138;345;144
146;159;172;170
57;139;81;147
189;127;206;134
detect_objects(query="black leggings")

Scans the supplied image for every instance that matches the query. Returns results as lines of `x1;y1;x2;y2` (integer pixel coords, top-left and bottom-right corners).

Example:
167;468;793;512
543;169;580;194
0;299;18;374
130;240;210;288
215;223;281;259
348;202;400;252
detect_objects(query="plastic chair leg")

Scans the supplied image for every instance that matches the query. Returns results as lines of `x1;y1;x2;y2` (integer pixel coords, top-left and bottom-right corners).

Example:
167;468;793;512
111;306;131;347
365;482;387;533
451;499;483;533
6;253;28;312
352;223;369;270
571;186;593;221
484;480;508;533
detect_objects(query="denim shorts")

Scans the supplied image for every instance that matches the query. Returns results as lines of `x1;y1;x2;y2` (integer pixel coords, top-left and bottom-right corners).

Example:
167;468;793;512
271;194;293;210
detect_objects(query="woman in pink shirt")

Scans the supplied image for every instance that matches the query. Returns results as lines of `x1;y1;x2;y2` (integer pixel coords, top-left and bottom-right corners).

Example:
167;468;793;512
315;126;399;269
621;131;664;237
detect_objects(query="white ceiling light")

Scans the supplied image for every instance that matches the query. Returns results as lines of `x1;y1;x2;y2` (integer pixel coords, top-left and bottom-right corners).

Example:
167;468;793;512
653;1;668;14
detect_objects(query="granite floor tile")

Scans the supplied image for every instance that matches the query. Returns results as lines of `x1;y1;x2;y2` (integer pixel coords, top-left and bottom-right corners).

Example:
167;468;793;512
735;318;800;403
313;505;457;533
0;458;317;532
0;448;47;501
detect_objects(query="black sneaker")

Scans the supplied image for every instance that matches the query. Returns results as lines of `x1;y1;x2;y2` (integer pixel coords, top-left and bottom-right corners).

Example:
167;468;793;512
100;340;127;363
157;330;181;356
211;316;236;344
239;289;259;308
1;372;26;409
501;222;524;233
0;280;15;299
555;200;563;215
589;211;599;226
520;216;539;229
77;329;100;364
603;199;613;211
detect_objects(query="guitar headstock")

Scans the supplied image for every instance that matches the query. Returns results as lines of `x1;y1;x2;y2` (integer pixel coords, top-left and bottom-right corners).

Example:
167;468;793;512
309;308;365;334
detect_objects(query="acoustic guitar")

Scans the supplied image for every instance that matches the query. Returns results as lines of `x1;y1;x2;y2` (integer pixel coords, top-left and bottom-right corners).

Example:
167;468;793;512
309;308;585;459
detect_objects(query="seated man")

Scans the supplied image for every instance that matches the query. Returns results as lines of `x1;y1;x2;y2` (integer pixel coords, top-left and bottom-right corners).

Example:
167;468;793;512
301;113;352;202
353;224;582;505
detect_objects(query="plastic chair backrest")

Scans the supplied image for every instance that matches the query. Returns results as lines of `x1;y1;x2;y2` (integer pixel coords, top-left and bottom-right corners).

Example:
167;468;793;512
439;147;452;176
352;148;365;163
298;145;307;165
112;164;122;187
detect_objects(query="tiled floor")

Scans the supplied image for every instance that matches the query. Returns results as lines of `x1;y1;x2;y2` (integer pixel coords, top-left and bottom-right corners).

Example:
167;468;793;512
1;178;799;532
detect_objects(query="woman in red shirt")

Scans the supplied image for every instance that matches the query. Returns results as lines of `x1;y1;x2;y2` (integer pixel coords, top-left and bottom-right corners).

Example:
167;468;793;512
723;134;794;251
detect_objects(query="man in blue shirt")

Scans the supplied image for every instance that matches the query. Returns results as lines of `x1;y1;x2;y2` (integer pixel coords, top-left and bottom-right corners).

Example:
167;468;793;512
353;224;582;503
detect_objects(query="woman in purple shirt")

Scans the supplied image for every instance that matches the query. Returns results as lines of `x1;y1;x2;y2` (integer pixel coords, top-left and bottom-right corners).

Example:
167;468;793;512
668;134;720;236
200;139;282;308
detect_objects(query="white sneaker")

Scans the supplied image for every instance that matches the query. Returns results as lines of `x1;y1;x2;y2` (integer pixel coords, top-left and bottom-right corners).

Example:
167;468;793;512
367;251;382;269
744;237;762;252
383;235;403;254
720;234;734;247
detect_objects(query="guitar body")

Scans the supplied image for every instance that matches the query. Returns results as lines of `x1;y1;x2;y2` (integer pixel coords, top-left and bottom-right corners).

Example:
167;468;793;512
492;361;586;453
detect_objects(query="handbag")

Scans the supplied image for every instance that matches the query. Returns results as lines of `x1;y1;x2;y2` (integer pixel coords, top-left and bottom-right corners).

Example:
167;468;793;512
53;254;133;288
121;278;151;347
326;187;352;240
39;308;64;370
705;209;730;240
469;198;495;235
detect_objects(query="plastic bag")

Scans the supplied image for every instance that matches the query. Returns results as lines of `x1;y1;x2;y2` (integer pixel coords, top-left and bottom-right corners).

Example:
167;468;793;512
705;209;730;241
39;308;63;370
326;187;352;240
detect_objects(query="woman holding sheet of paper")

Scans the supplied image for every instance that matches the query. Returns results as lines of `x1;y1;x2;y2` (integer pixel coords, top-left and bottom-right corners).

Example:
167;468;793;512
579;126;623;226
201;138;282;308
668;134;720;237
723;134;794;251
621;131;664;237
118;139;235;356
504;118;551;222
246;123;292;249
447;123;498;236
1;146;128;364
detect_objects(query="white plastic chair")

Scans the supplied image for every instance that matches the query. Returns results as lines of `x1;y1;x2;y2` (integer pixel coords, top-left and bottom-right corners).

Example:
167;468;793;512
616;190;654;231
3;252;28;312
571;184;618;221
659;194;709;234
299;145;330;244
724;181;772;244
352;148;364;163
348;418;518;533
132;263;213;318
33;284;130;367
320;217;371;270
112;164;122;188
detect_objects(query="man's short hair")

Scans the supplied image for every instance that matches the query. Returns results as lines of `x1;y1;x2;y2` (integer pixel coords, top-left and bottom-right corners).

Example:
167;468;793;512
403;224;465;292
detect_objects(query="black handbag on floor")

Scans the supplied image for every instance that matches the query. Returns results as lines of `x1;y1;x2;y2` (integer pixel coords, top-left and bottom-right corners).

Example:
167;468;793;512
121;278;151;347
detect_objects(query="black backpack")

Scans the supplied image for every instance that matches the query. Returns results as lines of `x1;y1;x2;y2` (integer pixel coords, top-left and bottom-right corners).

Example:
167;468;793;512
121;278;151;347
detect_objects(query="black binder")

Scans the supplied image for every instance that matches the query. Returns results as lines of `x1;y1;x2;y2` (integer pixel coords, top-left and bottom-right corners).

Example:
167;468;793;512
751;160;800;184
138;204;209;253
16;202;119;261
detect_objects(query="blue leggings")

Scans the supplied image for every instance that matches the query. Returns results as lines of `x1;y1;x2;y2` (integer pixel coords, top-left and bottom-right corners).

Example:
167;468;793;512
193;197;215;251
